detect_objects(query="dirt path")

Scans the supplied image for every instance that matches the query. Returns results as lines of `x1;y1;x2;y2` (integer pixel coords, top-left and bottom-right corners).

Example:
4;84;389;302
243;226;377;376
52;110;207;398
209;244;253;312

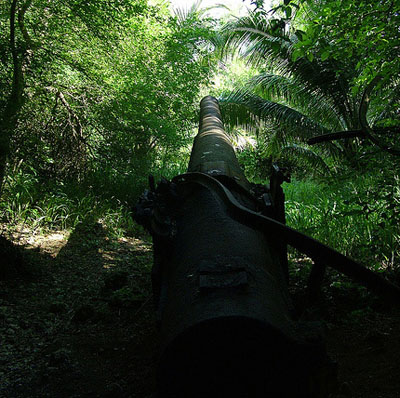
1;222;399;397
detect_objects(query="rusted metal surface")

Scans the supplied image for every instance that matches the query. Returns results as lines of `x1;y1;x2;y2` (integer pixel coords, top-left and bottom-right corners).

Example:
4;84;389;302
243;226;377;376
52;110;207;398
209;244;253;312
155;180;335;397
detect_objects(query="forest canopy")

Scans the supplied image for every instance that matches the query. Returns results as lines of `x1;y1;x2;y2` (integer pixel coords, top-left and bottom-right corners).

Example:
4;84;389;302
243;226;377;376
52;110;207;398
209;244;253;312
0;0;216;201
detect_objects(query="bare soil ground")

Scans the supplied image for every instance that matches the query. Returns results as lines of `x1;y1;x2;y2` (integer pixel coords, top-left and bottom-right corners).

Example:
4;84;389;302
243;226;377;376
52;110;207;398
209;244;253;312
1;222;399;397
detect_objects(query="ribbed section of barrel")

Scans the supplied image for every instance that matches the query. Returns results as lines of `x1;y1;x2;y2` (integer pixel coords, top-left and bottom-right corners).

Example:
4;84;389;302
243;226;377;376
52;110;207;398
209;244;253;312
188;96;250;191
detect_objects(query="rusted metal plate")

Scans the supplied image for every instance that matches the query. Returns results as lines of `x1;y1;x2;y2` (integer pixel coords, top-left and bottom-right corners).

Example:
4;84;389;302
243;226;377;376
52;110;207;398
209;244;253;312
199;160;229;176
199;271;248;289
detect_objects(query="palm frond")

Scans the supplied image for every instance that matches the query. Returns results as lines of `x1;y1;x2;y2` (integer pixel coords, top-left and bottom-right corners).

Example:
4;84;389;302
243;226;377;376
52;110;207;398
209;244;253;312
265;128;289;158
280;144;331;176
220;99;261;135
247;73;344;131
174;0;203;24
222;10;358;127
220;90;330;139
222;11;289;62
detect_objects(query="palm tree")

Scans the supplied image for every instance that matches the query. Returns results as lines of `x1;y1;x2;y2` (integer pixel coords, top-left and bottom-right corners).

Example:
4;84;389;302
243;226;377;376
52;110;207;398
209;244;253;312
218;9;400;173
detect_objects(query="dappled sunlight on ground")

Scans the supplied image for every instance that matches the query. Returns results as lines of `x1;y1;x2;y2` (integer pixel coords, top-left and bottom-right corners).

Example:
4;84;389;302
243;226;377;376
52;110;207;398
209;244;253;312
1;224;70;257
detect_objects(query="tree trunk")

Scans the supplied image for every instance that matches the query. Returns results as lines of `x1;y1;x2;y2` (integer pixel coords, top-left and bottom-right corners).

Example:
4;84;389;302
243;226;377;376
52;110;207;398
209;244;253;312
0;0;33;192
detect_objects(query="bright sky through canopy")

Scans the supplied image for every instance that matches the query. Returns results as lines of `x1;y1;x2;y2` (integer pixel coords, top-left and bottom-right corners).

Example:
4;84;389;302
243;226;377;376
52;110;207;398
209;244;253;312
168;0;272;18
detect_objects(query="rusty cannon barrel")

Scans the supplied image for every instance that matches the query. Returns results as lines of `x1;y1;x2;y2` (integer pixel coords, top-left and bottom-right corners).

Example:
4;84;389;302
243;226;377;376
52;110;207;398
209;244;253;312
134;96;336;397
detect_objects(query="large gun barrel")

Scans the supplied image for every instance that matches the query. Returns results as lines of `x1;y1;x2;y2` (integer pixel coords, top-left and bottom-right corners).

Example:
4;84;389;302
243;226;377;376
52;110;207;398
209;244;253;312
135;96;336;397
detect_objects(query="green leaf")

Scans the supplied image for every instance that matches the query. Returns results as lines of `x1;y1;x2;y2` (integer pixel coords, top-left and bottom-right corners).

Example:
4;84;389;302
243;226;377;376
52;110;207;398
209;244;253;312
351;86;359;96
295;29;307;41
321;51;329;61
292;48;303;62
306;52;314;62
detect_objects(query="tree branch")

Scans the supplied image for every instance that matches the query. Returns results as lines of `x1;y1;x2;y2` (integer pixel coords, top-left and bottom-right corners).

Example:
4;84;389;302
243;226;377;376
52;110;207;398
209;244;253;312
56;91;83;140
52;90;95;157
307;127;399;145
307;130;363;145
17;0;34;49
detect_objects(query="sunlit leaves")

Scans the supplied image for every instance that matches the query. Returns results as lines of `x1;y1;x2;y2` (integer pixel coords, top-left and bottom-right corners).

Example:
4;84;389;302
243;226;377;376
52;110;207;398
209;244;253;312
1;0;216;184
290;0;400;87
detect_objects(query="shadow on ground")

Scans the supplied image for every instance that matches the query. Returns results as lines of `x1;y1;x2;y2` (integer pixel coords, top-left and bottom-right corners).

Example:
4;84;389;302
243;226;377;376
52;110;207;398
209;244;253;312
0;217;157;398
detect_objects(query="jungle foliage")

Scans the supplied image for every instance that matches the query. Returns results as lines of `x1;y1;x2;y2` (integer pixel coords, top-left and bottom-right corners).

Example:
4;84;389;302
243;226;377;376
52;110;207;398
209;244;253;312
0;0;215;201
219;0;400;176
215;0;400;268
0;0;399;272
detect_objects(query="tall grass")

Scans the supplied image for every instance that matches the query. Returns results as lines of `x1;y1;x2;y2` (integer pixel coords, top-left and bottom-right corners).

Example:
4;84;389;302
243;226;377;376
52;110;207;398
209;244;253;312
0;167;139;237
0;152;192;238
3;163;399;271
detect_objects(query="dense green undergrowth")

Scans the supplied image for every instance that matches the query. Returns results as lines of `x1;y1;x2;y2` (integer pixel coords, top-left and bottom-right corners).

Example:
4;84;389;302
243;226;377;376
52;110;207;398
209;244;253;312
0;167;140;238
2;162;399;278
284;174;400;271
